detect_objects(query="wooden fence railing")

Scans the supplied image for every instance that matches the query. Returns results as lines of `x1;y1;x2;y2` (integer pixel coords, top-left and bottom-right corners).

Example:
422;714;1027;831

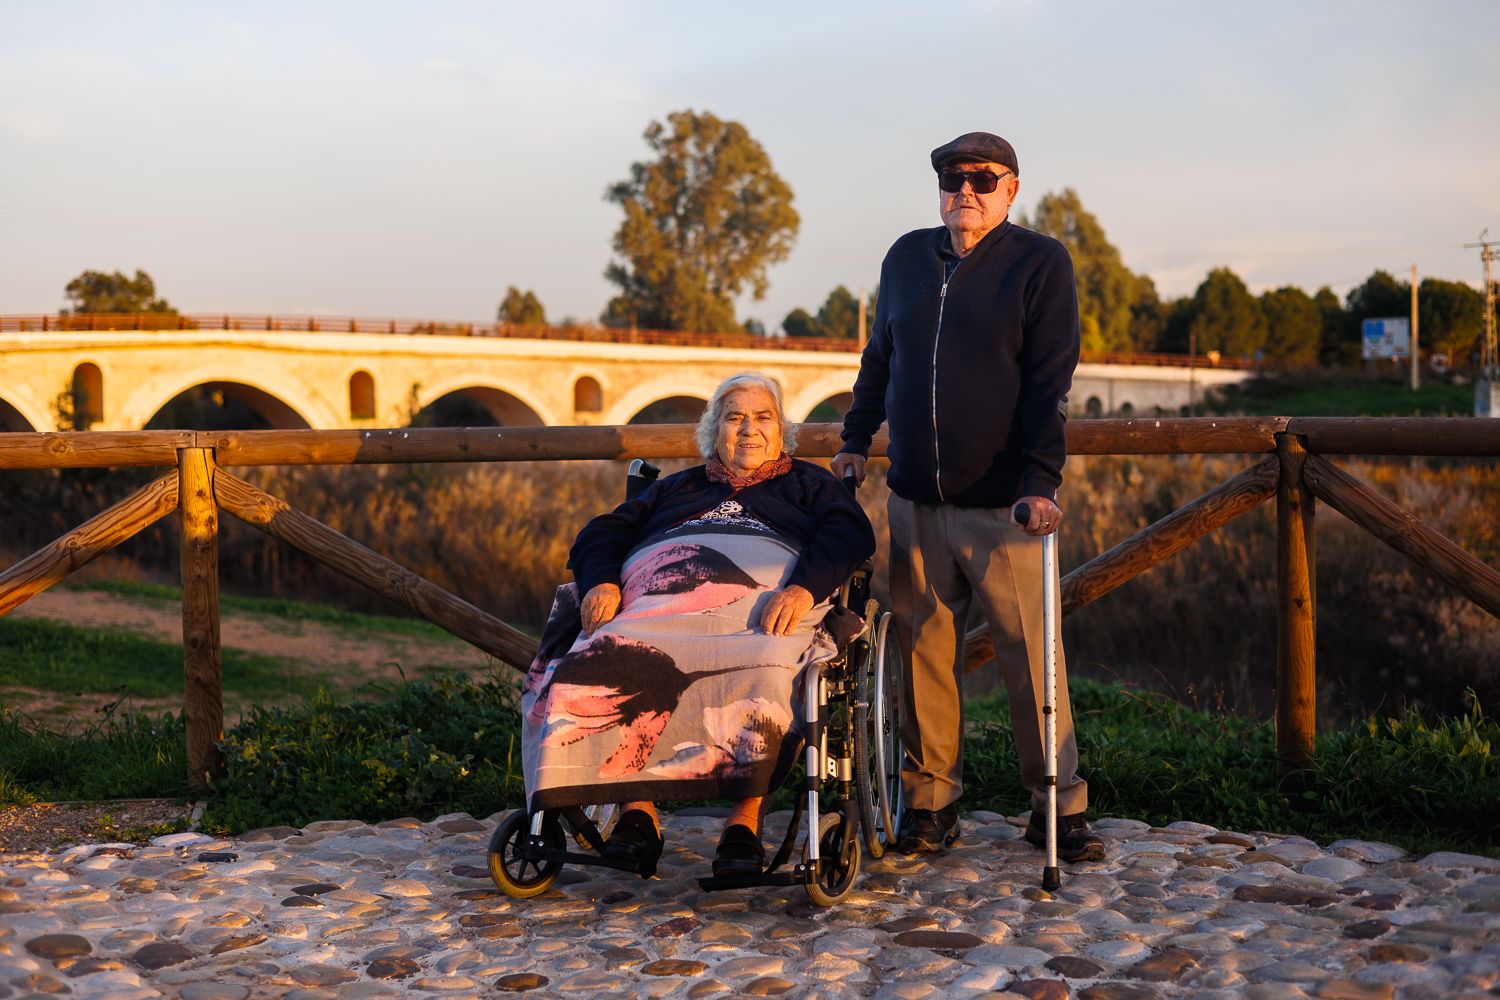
2;418;1497;792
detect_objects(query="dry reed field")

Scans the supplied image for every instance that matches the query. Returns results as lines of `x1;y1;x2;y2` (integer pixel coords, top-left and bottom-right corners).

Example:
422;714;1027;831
4;453;1496;727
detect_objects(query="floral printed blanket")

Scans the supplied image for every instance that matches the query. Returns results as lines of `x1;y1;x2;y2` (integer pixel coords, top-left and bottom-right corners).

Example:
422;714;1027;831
521;527;837;812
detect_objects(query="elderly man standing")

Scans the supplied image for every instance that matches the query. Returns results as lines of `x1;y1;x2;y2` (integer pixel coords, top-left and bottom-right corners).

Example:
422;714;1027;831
832;132;1102;861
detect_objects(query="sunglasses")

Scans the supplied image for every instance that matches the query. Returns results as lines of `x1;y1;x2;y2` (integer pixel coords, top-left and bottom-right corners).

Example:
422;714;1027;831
938;168;1012;194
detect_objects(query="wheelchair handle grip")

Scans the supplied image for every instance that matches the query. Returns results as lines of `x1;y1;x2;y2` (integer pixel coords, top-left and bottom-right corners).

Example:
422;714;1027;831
842;472;859;495
1014;502;1032;526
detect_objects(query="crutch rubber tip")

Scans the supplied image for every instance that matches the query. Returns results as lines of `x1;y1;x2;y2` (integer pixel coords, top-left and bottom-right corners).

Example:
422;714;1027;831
1042;867;1062;892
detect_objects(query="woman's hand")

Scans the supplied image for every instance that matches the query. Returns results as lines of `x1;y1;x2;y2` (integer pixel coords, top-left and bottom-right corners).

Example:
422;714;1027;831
580;583;622;635
760;585;814;636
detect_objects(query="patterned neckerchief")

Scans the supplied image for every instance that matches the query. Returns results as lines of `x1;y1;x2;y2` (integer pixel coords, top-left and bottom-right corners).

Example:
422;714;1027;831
705;452;793;490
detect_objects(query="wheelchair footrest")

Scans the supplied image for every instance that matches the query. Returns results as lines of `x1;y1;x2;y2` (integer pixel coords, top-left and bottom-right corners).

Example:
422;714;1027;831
527;848;655;877
697;867;810;892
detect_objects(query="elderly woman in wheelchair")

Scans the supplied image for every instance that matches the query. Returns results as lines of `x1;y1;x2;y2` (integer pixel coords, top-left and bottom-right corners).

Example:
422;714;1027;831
493;372;895;902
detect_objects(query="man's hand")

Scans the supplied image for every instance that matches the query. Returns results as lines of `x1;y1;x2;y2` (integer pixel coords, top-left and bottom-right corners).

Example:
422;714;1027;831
830;452;866;485
580;583;621;635
1013;496;1063;536
759;585;815;636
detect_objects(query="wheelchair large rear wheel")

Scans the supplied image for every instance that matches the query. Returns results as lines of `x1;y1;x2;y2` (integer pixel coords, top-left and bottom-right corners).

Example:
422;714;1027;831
488;810;565;899
854;609;903;858
802;813;860;907
574;804;617;850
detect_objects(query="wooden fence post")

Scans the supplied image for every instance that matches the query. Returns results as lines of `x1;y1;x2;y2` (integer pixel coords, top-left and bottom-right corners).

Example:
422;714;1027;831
1275;432;1316;776
179;447;223;793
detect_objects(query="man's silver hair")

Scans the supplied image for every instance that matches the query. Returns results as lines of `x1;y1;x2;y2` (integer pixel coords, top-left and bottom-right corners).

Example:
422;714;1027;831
695;372;799;460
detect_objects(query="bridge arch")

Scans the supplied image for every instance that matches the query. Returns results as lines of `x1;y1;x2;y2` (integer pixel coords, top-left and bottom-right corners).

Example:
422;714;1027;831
801;392;853;422
0;394;39;432
785;372;857;424
410;376;549;427
629;395;710;425
144;381;314;431
120;368;338;430
601;375;726;428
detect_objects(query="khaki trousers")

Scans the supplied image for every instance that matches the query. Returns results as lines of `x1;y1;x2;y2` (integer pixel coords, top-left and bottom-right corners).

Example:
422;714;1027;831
888;494;1088;815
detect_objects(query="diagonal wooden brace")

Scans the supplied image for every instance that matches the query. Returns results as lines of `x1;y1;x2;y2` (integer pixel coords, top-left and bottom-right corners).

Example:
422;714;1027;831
963;457;1279;672
212;468;539;671
0;471;180;617
1303;454;1500;619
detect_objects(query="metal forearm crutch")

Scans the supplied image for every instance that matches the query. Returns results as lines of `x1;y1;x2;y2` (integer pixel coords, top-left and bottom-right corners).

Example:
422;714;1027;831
1015;502;1062;892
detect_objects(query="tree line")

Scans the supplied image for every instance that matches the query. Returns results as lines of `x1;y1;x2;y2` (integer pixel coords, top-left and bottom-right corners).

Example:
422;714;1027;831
57;109;1495;368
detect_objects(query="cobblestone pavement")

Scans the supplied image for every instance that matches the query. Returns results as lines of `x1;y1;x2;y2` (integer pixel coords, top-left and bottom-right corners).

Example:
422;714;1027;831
2;810;1498;999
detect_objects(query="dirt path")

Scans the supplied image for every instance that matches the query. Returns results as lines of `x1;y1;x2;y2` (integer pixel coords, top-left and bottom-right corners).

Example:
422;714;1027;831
5;588;501;726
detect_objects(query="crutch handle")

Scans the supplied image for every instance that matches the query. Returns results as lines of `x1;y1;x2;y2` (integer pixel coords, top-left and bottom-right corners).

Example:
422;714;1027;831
1013;502;1032;525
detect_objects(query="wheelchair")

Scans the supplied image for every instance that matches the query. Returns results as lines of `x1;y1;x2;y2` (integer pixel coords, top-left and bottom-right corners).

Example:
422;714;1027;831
487;460;904;906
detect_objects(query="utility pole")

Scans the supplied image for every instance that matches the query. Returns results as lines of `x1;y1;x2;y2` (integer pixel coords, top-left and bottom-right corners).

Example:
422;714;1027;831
857;287;867;349
1410;264;1420;391
1188;324;1197;415
1465;232;1500;417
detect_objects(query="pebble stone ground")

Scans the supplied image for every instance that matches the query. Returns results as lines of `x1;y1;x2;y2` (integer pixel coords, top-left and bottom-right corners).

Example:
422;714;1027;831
2;810;1498;999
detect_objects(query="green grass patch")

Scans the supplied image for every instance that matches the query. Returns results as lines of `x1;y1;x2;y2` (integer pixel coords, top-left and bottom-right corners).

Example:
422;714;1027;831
967;679;1497;857
0;709;189;803
64;579;459;641
202;673;524;832
4;675;1493;854
0;616;328;703
1211;372;1475;417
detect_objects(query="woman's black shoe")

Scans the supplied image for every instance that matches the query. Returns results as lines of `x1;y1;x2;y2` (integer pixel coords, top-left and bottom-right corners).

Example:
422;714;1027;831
712;824;766;878
602;809;664;874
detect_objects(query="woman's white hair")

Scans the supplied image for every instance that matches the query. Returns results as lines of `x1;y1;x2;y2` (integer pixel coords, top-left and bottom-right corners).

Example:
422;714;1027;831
695;372;799;460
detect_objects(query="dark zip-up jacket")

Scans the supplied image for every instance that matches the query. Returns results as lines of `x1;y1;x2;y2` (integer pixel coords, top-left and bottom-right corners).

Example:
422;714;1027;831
569;459;876;602
840;220;1080;507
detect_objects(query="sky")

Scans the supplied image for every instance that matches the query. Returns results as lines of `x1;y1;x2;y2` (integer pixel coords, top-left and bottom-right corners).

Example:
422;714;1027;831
2;1;1497;332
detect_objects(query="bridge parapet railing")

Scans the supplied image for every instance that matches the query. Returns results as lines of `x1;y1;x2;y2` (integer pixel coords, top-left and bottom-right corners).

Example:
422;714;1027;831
0;313;1258;367
2;418;1496;792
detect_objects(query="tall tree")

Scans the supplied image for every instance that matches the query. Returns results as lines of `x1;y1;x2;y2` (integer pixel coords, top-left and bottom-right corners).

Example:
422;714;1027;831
1345;269;1410;321
602;109;799;332
782;307;822;339
1128;275;1169;352
497;286;546;325
1418;277;1484;366
1342;270;1411;366
783;285;872;339
1022;188;1143;352
1154;296;1197;354
816;285;862;340
64;269;176;314
1258;285;1321;365
1313;286;1350;366
1187;268;1267;358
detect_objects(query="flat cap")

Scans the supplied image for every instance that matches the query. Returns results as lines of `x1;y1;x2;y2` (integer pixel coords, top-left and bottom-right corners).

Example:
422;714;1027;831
930;132;1019;175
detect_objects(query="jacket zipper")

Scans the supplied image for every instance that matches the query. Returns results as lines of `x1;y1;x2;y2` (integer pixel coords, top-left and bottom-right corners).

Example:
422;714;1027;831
931;257;960;502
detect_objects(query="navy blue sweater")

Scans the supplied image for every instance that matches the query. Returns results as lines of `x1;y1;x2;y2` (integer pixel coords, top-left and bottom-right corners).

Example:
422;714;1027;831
569;459;876;601
840;220;1080;507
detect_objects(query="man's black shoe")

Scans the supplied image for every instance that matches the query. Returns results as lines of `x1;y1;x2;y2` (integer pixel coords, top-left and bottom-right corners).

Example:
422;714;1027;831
895;805;960;855
1025;810;1105;862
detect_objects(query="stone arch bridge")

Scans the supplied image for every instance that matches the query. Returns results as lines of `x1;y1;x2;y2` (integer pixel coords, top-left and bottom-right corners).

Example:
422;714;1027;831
0;324;1252;432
